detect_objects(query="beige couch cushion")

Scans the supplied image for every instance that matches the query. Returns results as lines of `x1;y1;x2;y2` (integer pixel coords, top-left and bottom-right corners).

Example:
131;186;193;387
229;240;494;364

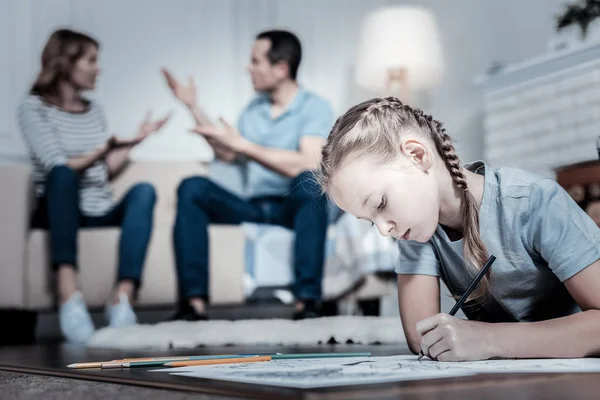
25;225;245;310
112;161;208;226
23;161;246;310
26;228;122;309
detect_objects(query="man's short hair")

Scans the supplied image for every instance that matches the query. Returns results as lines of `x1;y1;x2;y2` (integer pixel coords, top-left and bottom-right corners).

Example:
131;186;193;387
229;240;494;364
256;30;302;80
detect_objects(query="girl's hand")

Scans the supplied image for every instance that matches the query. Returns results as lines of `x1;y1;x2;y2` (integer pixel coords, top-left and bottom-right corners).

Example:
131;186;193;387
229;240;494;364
417;313;495;361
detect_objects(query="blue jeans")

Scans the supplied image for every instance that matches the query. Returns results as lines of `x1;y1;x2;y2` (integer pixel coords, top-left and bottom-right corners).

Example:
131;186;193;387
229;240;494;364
173;171;328;303
31;166;156;288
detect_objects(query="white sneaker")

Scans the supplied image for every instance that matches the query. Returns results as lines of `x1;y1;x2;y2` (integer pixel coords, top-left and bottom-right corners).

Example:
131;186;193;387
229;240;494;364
59;291;95;344
105;292;137;328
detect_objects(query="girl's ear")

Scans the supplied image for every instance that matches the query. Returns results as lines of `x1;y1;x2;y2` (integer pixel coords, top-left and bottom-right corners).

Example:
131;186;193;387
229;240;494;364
400;139;433;172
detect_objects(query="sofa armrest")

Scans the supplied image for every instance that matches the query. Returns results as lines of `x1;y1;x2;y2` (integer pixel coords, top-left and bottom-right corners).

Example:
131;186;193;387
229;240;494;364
0;163;33;308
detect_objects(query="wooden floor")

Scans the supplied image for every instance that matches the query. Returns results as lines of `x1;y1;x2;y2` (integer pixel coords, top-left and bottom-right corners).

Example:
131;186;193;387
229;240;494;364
1;343;600;399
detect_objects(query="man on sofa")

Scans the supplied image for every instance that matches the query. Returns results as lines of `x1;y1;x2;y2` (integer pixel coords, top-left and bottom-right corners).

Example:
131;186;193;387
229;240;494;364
162;30;333;320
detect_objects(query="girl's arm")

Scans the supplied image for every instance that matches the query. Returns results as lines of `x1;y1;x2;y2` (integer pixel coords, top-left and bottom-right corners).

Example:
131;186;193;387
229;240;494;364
397;274;441;354
417;258;600;361
486;180;600;359
418;179;600;361
488;258;600;358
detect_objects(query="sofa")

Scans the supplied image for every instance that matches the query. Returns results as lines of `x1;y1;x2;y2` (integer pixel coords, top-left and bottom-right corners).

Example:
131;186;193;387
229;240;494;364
0;160;396;315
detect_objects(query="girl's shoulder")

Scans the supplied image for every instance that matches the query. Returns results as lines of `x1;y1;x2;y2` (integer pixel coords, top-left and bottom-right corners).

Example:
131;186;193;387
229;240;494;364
493;165;571;218
465;161;554;203
495;165;544;185
493;165;554;196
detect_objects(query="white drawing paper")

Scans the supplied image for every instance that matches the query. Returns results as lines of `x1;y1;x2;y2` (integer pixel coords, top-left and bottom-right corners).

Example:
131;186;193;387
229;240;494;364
151;355;600;388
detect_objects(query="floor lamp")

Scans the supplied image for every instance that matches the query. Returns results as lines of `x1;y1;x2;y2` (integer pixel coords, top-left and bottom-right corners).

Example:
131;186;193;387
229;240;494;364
354;6;445;105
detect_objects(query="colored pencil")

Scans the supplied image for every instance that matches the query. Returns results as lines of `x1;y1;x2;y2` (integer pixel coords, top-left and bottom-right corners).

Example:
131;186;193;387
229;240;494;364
164;356;272;367
69;352;368;369
271;352;371;359
69;353;282;369
68;361;113;369
106;352;370;368
119;354;273;368
417;254;497;361
68;356;189;369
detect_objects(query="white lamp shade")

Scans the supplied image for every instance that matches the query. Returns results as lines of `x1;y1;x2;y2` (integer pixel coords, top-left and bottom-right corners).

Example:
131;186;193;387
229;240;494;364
355;6;445;92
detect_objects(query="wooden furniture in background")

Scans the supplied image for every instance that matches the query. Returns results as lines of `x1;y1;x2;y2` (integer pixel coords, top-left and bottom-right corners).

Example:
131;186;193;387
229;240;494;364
556;160;600;226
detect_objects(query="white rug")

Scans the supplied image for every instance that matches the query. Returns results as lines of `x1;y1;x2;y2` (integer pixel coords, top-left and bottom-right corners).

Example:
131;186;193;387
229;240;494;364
87;316;406;349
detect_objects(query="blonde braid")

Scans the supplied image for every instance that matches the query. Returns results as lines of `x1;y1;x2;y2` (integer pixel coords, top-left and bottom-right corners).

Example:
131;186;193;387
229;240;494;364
414;107;490;302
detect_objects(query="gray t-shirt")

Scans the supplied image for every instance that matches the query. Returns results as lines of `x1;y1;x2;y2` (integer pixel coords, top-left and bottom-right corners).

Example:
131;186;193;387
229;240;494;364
396;161;600;322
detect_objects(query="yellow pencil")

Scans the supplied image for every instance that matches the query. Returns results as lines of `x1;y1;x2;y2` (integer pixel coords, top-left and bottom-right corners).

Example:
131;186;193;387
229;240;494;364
164;356;272;367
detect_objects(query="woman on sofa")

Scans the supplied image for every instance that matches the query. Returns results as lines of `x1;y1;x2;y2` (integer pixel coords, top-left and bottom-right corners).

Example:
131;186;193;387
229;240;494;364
17;29;170;343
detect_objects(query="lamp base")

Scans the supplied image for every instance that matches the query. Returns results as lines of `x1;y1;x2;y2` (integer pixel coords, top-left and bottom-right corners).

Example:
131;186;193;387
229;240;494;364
385;66;411;104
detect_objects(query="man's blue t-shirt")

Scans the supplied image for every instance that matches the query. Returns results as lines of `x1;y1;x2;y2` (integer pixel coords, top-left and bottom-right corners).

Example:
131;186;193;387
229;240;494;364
238;87;333;198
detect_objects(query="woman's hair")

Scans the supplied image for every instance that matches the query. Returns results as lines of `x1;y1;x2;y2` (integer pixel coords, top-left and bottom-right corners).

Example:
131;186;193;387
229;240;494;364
317;96;490;303
30;29;99;100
